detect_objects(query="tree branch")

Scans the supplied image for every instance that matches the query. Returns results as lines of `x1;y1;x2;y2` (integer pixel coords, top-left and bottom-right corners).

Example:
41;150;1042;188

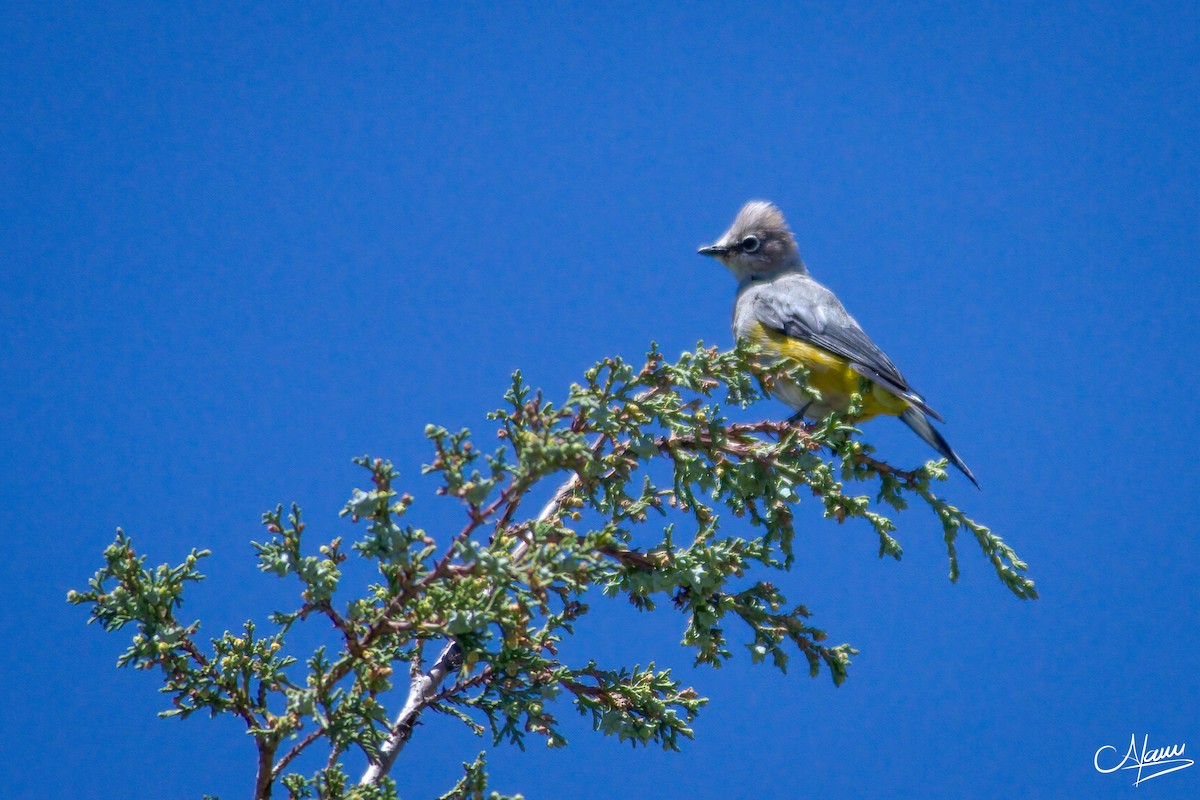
254;736;278;800
358;636;464;785
271;727;324;782
358;468;581;787
359;407;926;786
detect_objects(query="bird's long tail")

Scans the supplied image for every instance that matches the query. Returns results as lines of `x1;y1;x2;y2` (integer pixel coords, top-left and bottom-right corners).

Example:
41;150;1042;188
899;407;979;488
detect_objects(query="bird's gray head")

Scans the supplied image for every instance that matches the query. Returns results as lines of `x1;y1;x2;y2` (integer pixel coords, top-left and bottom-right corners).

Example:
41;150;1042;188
698;200;805;282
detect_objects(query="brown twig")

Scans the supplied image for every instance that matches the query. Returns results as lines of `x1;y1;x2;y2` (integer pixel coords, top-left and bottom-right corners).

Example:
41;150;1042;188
271;727;323;780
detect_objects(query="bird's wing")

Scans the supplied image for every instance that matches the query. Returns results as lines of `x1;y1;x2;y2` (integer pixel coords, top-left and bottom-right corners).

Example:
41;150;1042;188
752;276;944;422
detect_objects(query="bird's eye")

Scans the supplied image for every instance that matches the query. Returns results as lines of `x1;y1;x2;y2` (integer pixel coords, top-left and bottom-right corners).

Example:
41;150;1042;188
741;235;761;253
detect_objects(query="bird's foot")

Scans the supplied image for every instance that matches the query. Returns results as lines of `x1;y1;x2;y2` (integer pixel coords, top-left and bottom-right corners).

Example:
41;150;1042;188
786;402;814;428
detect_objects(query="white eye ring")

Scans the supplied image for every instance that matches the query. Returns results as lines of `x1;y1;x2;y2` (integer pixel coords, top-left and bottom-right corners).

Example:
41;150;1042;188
741;235;761;253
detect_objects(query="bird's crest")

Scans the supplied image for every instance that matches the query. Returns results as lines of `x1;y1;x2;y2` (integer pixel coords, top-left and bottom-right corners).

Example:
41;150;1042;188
728;200;794;245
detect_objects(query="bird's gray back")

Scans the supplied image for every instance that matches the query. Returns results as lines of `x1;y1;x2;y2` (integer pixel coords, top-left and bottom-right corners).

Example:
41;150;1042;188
733;271;920;405
734;273;856;343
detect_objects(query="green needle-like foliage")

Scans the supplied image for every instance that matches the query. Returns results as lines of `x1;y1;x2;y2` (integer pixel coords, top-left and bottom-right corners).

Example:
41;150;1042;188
69;342;1035;799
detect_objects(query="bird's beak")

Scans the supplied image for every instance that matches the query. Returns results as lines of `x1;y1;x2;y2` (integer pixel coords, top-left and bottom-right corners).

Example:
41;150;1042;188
697;244;728;257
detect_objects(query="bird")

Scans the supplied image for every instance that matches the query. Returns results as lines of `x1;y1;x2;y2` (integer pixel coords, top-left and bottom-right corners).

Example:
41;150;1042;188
698;200;978;487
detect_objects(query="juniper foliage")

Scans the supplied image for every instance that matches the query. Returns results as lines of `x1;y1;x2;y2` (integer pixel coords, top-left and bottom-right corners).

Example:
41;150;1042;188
70;342;1034;799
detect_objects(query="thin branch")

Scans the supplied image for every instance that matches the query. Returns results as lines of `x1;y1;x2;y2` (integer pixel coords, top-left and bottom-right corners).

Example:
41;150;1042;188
432;494;509;575
354;492;511;658
426;667;494;707
173;636;268;736
271;728;323;780
853;451;920;483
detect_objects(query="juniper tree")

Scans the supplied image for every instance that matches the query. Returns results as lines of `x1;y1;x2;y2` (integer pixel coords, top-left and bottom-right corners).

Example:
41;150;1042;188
69;342;1035;799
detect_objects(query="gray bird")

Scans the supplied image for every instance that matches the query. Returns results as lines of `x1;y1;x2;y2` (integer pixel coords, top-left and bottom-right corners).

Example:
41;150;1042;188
698;201;978;487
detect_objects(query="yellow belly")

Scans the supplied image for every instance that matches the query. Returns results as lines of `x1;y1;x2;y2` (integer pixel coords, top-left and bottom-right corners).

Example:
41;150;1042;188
744;321;909;421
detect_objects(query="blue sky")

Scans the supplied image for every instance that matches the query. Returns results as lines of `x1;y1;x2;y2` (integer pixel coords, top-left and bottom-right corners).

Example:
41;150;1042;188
2;2;1197;798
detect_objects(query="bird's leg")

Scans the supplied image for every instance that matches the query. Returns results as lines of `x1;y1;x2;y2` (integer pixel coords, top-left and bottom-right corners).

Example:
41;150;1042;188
786;401;813;426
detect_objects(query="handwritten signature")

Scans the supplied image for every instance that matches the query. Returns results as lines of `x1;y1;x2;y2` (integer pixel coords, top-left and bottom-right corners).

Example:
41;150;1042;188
1095;734;1193;787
